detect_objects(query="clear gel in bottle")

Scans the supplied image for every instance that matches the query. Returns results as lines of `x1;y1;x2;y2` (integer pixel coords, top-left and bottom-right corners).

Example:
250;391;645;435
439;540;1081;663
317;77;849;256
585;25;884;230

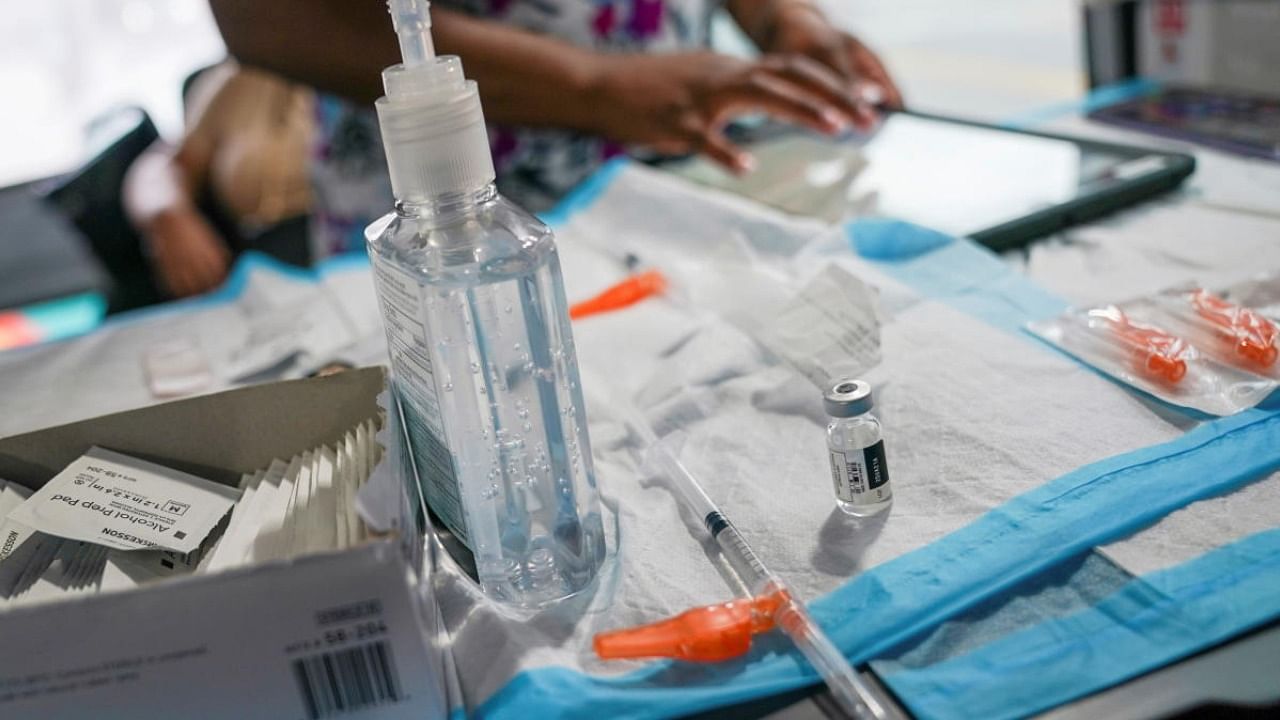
824;379;891;517
366;0;605;607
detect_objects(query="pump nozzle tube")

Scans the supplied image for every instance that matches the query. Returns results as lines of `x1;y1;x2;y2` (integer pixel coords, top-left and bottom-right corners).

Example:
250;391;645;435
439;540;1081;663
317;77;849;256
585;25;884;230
376;0;495;201
388;0;435;67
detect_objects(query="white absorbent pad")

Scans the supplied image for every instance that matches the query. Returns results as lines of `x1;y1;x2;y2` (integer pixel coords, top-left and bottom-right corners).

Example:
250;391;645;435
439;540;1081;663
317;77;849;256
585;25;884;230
429;165;1194;710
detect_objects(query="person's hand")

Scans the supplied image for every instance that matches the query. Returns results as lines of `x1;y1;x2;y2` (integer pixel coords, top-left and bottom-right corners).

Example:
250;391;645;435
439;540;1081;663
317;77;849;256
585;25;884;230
143;207;232;298
766;2;904;111
589;51;874;174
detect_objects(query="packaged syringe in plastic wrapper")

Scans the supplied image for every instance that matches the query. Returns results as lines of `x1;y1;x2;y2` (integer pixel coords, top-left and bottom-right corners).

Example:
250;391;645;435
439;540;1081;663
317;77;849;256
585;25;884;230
1139;285;1280;381
1028;275;1280;416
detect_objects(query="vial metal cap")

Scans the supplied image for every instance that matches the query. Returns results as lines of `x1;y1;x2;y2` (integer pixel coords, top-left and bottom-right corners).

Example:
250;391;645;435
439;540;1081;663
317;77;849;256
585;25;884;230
824;379;873;418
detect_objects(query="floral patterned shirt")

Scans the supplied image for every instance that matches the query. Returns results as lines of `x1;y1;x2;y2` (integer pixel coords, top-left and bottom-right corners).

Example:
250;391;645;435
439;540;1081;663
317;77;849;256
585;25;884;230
309;0;716;257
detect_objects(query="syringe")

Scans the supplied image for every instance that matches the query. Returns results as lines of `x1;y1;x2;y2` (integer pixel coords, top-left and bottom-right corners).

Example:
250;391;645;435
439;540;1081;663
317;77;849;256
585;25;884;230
612;412;890;720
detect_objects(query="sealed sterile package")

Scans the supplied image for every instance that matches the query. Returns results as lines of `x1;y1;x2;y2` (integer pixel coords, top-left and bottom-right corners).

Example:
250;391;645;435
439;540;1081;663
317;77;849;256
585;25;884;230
1029;303;1277;416
670;230;883;389
1128;284;1280;382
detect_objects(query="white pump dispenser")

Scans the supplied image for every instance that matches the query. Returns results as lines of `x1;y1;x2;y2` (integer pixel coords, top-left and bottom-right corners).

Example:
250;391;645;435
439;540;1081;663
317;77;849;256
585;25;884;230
376;0;495;202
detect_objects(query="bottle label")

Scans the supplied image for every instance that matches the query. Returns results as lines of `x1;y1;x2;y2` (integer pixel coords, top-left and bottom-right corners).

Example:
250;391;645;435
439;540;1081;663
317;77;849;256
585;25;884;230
829;440;890;504
370;256;470;546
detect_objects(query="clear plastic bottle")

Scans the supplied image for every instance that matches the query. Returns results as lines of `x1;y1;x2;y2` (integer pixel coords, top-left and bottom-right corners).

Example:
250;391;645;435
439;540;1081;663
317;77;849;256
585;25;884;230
823;379;891;517
366;0;605;607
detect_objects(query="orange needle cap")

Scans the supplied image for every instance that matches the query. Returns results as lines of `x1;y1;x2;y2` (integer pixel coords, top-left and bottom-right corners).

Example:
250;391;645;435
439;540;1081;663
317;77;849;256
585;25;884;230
1090;306;1190;385
594;592;785;663
1190;289;1278;368
570;270;667;320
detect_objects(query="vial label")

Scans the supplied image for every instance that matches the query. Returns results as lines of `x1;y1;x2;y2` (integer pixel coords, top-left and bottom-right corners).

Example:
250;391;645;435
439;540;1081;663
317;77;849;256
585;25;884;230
829;440;890;504
371;256;469;545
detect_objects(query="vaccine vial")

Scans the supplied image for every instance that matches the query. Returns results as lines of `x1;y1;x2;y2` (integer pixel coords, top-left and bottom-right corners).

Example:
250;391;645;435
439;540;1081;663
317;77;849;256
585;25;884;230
824;379;891;516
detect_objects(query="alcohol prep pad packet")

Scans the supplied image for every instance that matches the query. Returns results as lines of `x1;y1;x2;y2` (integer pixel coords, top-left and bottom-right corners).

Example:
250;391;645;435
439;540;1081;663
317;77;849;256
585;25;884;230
7;448;240;554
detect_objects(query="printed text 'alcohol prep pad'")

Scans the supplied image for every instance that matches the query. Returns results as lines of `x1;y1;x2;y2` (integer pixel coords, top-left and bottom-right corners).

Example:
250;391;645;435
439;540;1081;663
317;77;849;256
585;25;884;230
8;448;240;553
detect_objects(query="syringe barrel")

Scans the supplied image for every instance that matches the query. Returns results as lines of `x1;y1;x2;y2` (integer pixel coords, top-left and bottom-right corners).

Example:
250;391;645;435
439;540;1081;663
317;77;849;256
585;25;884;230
775;596;887;720
647;444;718;520
714;521;884;719
709;518;778;594
634;416;886;719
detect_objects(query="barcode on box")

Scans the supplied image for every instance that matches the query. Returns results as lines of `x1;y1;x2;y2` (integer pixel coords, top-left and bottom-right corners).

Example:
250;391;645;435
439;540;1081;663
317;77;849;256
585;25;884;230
291;640;403;719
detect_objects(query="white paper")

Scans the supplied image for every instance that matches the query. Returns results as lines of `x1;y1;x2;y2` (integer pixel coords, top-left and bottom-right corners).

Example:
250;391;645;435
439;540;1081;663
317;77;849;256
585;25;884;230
255;456;301;563
67;543;107;590
306;447;339;555
8;541;106;607
222;298;358;382
340;431;360;548
353;424;371;542
268;458;301;563
0;481;31;522
204;464;283;572
291;451;321;555
142;338;214;399
198;471;262;572
100;549;167;592
0;482;37;583
1;534;60;599
11;544;72;607
108;546;203;580
365;420;380;479
281;451;313;557
333;440;351;550
753;263;883;387
7;448;240;554
359;396;408;534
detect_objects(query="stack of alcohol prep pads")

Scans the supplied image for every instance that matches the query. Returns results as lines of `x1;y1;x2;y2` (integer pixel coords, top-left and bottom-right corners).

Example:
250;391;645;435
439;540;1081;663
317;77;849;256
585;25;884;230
0;419;382;608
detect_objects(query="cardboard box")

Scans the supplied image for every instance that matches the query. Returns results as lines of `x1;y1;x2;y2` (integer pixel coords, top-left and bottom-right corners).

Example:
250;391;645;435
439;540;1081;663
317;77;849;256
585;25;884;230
0;368;449;720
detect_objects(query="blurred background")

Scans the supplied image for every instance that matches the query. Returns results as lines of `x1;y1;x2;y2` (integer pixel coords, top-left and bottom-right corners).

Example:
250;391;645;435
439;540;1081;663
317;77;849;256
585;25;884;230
5;0;1274;351
0;0;1081;187
0;0;225;187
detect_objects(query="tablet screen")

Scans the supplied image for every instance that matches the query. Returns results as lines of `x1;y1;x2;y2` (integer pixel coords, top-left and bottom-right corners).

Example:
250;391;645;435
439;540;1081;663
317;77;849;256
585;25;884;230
672;113;1177;240
848;113;1157;237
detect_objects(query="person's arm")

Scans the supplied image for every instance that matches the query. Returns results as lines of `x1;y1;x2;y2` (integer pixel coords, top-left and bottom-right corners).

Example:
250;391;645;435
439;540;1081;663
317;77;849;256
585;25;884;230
208;1;390;104
725;0;813;49
208;1;595;124
123;74;235;298
209;0;867;171
726;0;904;109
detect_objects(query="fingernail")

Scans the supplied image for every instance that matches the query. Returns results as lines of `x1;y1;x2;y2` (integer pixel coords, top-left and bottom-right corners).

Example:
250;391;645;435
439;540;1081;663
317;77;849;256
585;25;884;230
736;154;756;174
858;84;885;106
854;102;878;128
821;108;848;132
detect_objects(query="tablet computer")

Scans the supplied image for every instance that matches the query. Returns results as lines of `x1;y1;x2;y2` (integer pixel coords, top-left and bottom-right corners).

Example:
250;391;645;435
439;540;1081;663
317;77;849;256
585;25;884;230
673;111;1196;253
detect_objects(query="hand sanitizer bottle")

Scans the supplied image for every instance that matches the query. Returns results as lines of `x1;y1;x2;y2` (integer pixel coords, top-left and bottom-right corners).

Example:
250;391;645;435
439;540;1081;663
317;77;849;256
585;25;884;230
367;0;606;606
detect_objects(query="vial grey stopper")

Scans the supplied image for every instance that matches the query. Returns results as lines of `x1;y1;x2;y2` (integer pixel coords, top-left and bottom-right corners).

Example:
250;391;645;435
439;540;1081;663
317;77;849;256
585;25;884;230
824;379;873;418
